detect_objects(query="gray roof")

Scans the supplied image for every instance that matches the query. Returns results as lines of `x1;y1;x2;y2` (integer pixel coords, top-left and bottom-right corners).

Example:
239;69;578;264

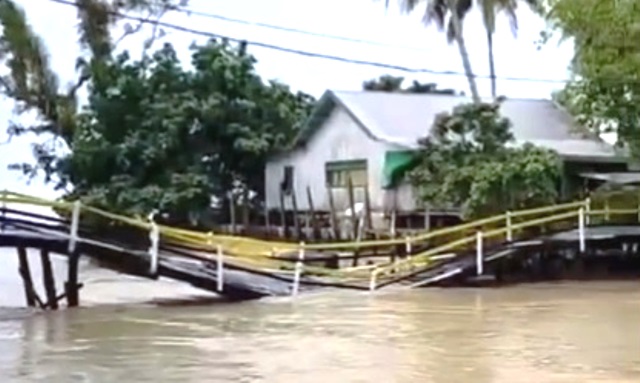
580;172;640;185
295;90;625;162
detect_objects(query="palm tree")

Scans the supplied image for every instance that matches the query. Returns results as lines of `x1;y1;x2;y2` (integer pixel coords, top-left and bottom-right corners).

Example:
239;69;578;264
478;0;538;99
386;0;480;103
0;0;177;179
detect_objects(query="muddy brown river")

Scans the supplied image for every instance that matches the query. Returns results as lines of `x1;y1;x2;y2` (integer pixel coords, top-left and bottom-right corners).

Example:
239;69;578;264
0;249;639;382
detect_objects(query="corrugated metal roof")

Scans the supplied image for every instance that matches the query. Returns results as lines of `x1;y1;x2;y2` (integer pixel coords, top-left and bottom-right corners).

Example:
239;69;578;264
580;172;640;184
329;90;624;160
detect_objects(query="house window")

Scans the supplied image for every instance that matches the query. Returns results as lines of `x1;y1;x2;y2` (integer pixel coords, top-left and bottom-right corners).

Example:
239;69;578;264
325;160;368;188
281;166;294;194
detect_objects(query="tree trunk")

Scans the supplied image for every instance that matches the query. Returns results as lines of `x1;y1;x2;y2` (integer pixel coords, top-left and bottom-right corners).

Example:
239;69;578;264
487;30;497;99
449;6;481;103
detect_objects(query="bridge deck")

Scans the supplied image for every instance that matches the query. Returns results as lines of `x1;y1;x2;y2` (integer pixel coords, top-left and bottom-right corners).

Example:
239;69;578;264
0;220;305;300
2;190;640;304
408;225;640;287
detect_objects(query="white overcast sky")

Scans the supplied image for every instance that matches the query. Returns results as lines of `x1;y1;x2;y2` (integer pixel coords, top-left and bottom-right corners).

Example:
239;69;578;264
0;0;572;199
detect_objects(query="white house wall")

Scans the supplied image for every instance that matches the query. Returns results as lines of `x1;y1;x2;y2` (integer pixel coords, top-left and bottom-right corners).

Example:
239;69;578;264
265;106;394;212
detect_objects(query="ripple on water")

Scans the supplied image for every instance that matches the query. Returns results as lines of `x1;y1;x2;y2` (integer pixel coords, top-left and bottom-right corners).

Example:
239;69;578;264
0;280;638;382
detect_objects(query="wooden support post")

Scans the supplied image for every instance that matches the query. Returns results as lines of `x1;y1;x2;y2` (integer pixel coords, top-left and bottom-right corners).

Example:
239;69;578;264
17;247;36;307
364;185;373;232
241;187;249;234
228;192;237;234
604;196;610;221
1;189;6;232
264;205;271;235
326;185;340;240
291;242;305;296
347;177;358;240
65;250;80;307
306;186;320;240
506;211;513;242
40;249;58;310
290;187;301;239
279;189;288;239
476;231;483;276
390;191;398;238
347;179;362;267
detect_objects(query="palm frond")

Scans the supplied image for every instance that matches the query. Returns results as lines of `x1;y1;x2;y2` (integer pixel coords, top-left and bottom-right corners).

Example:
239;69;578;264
75;0;114;60
0;0;60;121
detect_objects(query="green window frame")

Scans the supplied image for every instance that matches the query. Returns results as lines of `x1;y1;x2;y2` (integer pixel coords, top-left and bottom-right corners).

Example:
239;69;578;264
325;159;368;188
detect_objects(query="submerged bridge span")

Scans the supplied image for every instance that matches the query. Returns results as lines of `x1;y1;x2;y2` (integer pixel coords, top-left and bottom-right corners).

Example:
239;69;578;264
1;190;639;309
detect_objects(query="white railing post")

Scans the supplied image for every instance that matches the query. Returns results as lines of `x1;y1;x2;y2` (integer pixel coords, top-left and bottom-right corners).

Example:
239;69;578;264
68;200;81;253
584;197;591;226
506;211;513;242
476;231;483;275
216;244;224;292
291;241;305;296
578;207;586;253
604;196;610;221
369;268;378;292
148;213;159;276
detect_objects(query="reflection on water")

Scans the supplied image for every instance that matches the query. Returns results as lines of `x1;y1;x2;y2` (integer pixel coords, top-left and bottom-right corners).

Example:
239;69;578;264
0;249;639;382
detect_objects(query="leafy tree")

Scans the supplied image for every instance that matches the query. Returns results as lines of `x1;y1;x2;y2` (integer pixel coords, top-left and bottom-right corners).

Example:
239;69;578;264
542;0;640;156
363;74;458;94
0;0;186;181
363;74;404;91
0;0;314;226
63;40;313;225
409;101;561;217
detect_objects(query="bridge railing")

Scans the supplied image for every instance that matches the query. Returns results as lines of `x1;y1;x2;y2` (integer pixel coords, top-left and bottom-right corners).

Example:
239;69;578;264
369;190;640;289
368;201;587;288
0;191;301;275
3;189;640;289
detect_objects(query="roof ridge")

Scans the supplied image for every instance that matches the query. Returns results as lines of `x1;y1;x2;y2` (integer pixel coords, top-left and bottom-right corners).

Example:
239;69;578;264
331;89;556;102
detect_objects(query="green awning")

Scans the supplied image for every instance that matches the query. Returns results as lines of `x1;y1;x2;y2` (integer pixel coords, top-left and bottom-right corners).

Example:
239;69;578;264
383;150;419;188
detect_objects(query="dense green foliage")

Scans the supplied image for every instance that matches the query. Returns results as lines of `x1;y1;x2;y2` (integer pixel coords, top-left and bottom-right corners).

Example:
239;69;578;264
64;41;313;224
0;0;314;225
410;101;562;217
363;74;458;94
544;0;640;156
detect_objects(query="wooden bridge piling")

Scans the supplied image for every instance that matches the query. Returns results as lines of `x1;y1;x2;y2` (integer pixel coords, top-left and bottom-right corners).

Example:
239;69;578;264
65;250;80;307
40;249;58;310
16;246;36;308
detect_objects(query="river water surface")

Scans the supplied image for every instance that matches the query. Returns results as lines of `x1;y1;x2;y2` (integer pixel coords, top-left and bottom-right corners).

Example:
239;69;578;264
0;249;639;382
